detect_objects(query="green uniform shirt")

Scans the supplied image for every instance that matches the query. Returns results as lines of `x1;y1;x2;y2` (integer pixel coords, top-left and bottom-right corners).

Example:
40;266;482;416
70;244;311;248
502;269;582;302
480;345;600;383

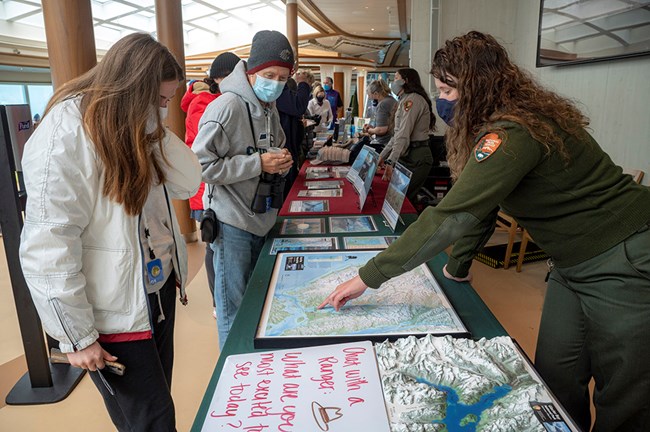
360;121;650;287
379;92;430;164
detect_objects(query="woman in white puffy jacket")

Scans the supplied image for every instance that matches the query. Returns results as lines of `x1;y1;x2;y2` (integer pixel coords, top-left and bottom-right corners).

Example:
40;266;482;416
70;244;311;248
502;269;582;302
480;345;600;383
19;33;201;432
307;85;333;131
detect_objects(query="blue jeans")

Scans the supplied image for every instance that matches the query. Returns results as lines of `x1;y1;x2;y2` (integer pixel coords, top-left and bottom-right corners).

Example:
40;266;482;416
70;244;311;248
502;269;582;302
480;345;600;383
212;222;265;349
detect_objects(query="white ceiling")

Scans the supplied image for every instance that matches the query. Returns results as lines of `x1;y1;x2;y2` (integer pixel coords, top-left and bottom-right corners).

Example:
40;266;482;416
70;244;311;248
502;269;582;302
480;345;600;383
0;0;411;76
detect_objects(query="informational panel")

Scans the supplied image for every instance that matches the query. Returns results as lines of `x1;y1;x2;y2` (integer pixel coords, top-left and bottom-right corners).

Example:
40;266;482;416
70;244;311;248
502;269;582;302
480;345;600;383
346;145;379;210
381;162;412;231
200;341;391;432
255;251;468;348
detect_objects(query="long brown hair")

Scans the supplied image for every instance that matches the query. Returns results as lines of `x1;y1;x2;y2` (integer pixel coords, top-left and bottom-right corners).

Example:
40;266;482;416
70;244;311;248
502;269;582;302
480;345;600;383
396;68;436;130
431;31;589;179
45;33;184;215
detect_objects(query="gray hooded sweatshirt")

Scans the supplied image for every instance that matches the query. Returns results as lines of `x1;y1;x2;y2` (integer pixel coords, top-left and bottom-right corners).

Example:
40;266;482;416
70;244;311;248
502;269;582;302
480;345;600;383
193;60;286;237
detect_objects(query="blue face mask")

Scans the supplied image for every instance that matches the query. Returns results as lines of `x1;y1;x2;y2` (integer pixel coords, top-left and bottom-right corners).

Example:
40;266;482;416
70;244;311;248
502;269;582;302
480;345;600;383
252;74;285;103
323;84;331;91
436;98;457;125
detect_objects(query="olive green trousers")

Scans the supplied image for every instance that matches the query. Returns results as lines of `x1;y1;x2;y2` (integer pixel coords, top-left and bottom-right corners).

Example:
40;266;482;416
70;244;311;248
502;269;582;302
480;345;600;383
398;145;433;203
535;224;650;432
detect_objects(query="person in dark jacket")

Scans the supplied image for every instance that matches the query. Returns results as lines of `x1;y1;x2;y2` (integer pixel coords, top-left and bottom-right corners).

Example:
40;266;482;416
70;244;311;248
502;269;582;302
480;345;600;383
276;69;312;194
320;31;650;432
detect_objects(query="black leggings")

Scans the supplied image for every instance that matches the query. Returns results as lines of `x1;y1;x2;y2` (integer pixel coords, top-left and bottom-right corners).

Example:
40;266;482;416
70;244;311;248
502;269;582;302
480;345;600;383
89;274;177;432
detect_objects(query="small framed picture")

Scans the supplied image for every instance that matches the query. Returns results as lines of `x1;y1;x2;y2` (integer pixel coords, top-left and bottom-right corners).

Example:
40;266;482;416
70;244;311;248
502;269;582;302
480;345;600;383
289;200;330;213
329;215;378;233
279;218;326;235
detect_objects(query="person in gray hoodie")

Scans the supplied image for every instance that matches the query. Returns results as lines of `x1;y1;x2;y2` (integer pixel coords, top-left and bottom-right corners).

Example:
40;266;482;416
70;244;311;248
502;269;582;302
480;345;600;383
193;30;294;348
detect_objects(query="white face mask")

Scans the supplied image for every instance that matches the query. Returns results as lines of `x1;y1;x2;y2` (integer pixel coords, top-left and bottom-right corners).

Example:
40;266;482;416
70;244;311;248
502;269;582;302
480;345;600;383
145;107;168;135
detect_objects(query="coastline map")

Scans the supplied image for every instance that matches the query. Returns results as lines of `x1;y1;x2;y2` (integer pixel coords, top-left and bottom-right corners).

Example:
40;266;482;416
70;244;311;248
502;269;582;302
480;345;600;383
256;251;467;346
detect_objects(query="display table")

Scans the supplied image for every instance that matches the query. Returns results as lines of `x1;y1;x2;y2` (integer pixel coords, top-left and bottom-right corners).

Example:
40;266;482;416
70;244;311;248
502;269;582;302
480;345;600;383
190;213;506;431
279;161;417;216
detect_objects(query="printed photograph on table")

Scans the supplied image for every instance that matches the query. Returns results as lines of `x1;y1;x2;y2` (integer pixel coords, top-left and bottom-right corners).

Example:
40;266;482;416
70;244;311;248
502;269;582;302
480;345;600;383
331;166;350;178
298;189;343;198
280;218;326;235
305;166;334;180
199;341;391;432
343;236;398;250
255;251;468;348
270;237;338;255
289;200;330;213
346;145;379;210
381;162;412;232
329;215;378;233
305;180;344;190
377;335;581;431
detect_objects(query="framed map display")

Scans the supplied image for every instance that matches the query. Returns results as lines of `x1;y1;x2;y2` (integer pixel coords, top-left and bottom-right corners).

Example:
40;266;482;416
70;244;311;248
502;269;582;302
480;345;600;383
255;251;468;348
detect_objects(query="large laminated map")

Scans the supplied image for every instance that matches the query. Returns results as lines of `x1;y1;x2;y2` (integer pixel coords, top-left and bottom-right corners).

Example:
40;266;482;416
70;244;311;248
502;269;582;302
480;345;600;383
255;251;468;348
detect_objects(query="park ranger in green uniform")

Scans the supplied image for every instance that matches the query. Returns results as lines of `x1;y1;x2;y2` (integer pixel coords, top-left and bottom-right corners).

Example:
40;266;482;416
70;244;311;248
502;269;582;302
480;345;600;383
379;68;436;202
320;31;650;432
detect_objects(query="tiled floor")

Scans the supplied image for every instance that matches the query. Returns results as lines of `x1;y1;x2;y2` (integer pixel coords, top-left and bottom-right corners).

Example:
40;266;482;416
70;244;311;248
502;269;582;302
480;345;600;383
0;230;549;431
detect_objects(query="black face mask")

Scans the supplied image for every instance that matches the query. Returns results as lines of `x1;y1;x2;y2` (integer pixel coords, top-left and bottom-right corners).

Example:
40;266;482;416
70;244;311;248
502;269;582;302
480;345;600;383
316;96;324;105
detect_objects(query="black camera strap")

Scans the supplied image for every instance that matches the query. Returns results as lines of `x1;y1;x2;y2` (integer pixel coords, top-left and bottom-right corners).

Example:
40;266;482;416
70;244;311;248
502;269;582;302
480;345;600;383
245;102;256;150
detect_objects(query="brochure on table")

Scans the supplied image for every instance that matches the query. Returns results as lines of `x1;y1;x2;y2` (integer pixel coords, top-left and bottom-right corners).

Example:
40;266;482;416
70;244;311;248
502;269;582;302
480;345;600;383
346;145;379;210
200;341;391;432
381;162;412;231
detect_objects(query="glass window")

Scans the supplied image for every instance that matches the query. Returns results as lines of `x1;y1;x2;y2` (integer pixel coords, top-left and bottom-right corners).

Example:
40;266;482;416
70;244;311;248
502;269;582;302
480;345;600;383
27;85;54;119
0;84;27;105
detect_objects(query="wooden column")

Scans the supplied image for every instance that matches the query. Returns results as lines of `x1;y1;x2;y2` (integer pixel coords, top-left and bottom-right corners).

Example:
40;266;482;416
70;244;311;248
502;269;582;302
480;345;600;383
42;0;96;89
334;71;345;118
286;0;298;68
357;74;365;118
155;0;196;240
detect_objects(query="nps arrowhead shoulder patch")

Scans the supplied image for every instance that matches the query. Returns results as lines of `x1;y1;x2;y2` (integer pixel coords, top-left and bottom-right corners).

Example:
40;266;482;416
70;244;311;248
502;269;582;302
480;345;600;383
474;133;502;162
403;100;413;111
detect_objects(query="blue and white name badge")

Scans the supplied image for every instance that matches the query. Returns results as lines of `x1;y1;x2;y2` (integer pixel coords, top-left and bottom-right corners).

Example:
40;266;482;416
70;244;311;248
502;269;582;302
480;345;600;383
146;259;165;285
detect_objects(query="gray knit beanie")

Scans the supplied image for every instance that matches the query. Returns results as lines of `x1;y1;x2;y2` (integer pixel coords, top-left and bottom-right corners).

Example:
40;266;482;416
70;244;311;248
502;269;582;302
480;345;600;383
246;30;294;75
209;52;240;79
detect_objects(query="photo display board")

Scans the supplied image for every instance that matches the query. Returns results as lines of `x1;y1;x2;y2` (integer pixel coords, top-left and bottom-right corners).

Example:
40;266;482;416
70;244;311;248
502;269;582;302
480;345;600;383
381;162;412;231
346;145;379;210
201;341;391;432
255;251;468;348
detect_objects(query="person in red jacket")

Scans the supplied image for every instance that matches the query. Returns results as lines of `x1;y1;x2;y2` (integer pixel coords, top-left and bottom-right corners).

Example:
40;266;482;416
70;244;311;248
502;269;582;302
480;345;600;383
181;51;239;318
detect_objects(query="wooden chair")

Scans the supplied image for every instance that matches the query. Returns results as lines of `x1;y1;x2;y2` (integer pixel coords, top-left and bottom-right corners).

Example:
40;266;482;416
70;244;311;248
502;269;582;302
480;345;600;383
495;211;520;269
624;169;644;184
515;168;645;272
516;229;533;272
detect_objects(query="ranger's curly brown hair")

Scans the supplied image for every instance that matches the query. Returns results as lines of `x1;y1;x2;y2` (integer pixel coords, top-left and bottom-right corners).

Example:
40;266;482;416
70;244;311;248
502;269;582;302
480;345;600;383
431;31;589;180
